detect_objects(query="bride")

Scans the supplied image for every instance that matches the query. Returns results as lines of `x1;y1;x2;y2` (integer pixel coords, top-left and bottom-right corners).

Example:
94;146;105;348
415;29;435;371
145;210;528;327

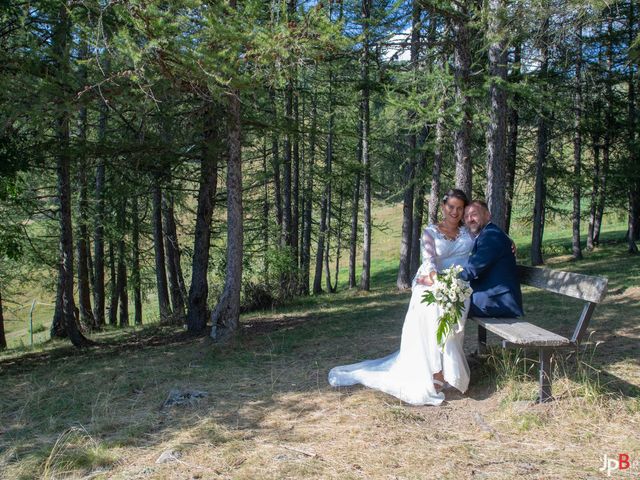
328;189;474;406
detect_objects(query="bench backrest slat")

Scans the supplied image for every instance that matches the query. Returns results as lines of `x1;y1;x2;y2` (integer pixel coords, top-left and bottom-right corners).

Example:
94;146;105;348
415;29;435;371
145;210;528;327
517;265;608;304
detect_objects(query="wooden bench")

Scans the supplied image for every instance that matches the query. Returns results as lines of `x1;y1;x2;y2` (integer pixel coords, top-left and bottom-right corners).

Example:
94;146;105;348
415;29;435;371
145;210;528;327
470;265;608;403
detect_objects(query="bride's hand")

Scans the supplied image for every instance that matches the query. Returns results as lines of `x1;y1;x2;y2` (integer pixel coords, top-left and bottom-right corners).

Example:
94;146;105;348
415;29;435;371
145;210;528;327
417;271;437;286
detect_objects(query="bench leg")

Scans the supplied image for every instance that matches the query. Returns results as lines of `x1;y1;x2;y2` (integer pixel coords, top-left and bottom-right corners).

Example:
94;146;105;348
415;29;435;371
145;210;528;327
538;349;552;403
477;324;487;355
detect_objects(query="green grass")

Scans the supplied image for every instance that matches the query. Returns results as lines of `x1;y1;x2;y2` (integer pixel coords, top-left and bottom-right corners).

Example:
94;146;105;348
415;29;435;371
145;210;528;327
510;221;630;263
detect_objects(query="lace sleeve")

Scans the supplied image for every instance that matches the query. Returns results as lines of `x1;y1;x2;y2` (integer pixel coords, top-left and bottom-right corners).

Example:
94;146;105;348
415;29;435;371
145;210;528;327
412;228;437;288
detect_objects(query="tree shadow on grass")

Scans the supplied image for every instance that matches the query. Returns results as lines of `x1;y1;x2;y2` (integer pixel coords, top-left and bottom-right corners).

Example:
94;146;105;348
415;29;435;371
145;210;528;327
0;325;196;376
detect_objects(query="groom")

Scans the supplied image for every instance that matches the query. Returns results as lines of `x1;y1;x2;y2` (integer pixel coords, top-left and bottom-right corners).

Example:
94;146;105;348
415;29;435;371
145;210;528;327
459;200;523;318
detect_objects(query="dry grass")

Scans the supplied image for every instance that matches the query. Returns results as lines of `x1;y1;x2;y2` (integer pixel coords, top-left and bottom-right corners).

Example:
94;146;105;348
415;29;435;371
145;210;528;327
1;204;639;479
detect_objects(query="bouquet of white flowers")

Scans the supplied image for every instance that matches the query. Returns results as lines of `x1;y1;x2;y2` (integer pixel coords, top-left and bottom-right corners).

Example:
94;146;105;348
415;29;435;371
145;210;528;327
421;265;473;348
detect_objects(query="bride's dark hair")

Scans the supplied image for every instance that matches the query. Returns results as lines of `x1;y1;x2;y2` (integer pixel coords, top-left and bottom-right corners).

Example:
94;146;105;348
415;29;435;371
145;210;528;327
441;188;469;207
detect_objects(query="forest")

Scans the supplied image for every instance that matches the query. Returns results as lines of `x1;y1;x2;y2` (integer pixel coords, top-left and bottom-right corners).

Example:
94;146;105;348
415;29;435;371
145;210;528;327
0;0;639;350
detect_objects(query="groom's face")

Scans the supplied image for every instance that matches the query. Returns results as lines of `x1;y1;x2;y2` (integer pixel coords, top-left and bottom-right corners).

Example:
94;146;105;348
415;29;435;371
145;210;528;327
464;204;490;234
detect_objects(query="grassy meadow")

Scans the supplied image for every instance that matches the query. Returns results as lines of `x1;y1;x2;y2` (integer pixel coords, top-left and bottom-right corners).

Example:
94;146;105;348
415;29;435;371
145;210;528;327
1;201;639;479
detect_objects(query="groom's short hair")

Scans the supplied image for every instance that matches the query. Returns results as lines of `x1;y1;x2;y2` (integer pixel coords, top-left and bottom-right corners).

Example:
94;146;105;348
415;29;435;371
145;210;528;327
469;199;489;211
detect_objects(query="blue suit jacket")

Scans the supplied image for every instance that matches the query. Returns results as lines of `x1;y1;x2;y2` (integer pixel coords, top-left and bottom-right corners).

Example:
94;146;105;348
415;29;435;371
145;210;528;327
459;222;524;318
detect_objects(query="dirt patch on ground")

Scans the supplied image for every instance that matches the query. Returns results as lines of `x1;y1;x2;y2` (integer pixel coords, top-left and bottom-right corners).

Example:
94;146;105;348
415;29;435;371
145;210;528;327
241;314;321;335
621;286;640;301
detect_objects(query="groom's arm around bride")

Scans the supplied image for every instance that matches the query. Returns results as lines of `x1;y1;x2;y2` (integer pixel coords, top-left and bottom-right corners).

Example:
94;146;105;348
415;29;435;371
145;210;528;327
460;201;524;318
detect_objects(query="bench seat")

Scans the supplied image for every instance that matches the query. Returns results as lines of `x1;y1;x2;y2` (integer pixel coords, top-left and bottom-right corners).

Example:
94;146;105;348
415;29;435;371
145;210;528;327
473;317;571;347
470;265;608;403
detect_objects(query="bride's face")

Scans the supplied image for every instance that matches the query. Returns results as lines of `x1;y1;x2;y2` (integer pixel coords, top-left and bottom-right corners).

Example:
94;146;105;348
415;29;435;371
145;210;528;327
441;197;465;225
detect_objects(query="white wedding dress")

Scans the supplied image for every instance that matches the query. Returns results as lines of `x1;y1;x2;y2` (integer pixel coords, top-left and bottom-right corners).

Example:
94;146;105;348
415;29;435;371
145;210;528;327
328;225;474;406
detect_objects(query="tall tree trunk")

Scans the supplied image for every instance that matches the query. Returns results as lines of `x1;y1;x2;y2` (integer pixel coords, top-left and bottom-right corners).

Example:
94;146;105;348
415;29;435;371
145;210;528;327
594;19;614;246
628;188;639;253
175;245;188;305
53;3;92;347
282;84;293;246
586;20;603;252
131;194;143;325
505;44;521;234
411;18;436;276
163;192;186;321
486;0;508;230
587;137;600;251
187;104;218;334
292;87;300;274
572;23;584;260
282;84;294;263
281;75;294;294
313;143;329;296
315;32;336;295
397;0;421;290
301;91;316;295
298;86;306;275
628;0;639;253
348;101;362;290
635;209;640;242
313;183;328;294
93;110;107;328
271;89;283;229
77;168;95;330
282;0;296;264
451;1;472;199
152;181;171;321
57;124;90;346
325;237;336;293
211;83;243;341
92;47;109;328
325;196;334;293
76;37;95;329
530;123;548;267
428;104;446;225
87;234;94;295
108;238;118;326
333;191;344;292
282;0;299;295
117;260;129;327
262;138;270;277
411;131;428;278
531;15;550;266
0;289;6;350
51;264;66;338
348;171;361;289
324;132;334;294
360;0;372;291
116;199;129;327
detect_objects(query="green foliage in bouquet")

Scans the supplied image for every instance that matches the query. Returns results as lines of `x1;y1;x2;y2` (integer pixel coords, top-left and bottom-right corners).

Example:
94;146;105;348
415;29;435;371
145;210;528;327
421;266;473;348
